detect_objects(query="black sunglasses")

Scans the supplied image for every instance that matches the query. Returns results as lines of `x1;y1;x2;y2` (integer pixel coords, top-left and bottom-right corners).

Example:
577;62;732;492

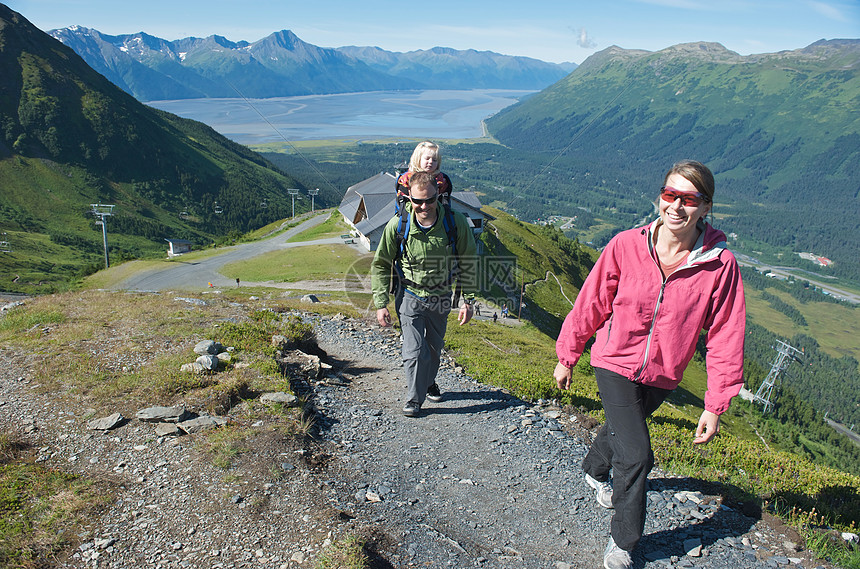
410;193;438;205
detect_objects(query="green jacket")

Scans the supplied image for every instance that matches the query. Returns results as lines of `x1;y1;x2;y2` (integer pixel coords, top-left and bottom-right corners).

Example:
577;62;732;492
371;207;477;309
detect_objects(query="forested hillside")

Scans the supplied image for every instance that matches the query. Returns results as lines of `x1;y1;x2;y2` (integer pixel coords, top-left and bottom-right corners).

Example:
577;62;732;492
0;5;308;293
485;41;860;283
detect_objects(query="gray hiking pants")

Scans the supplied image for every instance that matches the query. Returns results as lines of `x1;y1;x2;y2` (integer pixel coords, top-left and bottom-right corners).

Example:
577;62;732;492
582;367;673;552
398;291;451;406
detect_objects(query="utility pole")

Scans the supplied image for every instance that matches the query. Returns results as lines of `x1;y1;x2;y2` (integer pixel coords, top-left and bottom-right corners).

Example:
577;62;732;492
91;204;115;269
288;189;299;218
309;188;319;213
753;339;803;413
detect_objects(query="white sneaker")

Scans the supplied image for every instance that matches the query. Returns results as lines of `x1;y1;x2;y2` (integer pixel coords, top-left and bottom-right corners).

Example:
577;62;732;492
603;537;632;569
585;472;614;509
425;383;443;403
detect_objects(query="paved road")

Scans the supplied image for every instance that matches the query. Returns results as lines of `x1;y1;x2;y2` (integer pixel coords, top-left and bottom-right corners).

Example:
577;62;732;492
736;253;860;304
111;212;349;292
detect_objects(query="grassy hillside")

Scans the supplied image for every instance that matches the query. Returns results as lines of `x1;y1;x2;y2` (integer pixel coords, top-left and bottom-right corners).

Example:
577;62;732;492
0;5;309;294
476;206;597;334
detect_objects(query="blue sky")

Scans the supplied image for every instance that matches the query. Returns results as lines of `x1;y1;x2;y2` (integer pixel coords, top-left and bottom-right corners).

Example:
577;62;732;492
6;0;859;63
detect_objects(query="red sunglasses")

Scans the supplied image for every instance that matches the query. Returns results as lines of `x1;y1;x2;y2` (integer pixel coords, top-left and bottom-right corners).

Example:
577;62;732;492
410;193;438;205
660;186;710;207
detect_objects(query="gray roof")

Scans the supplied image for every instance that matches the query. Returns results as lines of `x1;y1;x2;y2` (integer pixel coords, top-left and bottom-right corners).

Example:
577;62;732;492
340;172;489;240
339;192;363;222
348;172;395;196
355;199;396;235
452;191;483;212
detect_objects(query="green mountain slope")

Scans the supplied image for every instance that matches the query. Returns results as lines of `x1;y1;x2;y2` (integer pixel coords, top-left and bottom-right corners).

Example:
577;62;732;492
0;5;308;293
485;40;860;282
477;206;596;334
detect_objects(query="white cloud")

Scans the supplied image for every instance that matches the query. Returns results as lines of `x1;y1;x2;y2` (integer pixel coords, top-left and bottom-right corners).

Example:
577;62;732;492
806;0;850;22
575;27;597;48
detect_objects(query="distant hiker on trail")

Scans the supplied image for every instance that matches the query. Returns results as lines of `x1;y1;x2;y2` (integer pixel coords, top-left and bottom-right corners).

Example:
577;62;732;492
492;312;497;323
474;302;481;317
501;304;508;319
395;141;453;212
372;172;477;418
236;278;240;287
553;160;746;569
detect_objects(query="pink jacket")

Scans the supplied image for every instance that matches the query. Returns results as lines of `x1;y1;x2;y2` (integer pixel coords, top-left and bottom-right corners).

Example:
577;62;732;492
556;220;746;415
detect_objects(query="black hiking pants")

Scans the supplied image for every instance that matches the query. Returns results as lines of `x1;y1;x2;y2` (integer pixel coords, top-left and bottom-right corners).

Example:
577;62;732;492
582;368;673;552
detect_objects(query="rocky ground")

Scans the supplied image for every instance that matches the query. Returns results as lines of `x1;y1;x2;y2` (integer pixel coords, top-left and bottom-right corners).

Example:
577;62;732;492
0;294;834;569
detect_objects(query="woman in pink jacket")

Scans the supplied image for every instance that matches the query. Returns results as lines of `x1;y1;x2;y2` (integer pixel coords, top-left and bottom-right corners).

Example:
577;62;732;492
554;160;745;569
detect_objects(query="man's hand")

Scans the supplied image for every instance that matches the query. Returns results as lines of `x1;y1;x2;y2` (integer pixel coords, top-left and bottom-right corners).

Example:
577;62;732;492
376;307;392;327
458;303;473;325
694;410;720;444
554;362;572;390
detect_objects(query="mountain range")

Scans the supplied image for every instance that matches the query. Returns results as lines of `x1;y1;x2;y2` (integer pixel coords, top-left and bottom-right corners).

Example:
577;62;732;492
48;26;575;101
483;39;860;281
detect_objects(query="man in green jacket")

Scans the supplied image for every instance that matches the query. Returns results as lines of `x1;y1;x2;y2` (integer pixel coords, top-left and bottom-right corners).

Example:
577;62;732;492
371;172;477;417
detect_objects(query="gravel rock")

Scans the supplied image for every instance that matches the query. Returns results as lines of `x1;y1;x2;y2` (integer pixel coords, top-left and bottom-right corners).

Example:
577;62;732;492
86;412;125;431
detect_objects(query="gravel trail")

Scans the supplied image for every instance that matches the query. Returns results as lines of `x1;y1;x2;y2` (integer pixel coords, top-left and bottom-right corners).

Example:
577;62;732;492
0;297;831;569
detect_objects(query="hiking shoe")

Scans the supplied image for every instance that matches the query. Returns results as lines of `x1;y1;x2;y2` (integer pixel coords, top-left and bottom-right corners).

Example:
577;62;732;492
603;537;632;569
402;402;421;417
426;383;443;403
585;472;614;509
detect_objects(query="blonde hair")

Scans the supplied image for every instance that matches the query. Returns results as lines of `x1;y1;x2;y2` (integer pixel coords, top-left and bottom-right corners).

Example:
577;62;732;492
409;141;441;175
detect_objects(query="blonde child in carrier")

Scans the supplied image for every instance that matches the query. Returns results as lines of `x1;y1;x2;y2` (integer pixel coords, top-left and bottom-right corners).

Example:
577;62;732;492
395;141;453;209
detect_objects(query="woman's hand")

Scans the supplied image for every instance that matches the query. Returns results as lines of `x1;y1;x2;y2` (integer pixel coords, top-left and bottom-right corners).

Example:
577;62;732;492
694;410;720;444
458;303;473;325
554;362;572;390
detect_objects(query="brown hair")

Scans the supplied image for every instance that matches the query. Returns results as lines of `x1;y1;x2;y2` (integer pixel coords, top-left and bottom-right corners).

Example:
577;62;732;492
408;171;437;192
663;160;714;203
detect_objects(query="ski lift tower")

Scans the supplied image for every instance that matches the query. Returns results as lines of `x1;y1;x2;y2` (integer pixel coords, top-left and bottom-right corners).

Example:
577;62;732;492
309;188;319;213
90;204;115;269
288;188;300;218
753;339;803;413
